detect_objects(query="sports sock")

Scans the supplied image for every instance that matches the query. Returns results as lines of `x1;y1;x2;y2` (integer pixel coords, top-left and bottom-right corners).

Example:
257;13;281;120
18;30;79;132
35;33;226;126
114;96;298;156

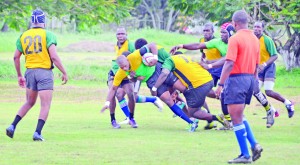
136;95;157;103
284;99;292;105
118;98;130;117
170;104;193;124
129;112;134;120
35;119;45;135
243;118;257;148
221;92;231;121
11;115;22;128
253;91;271;111
110;113;116;122
233;123;250;157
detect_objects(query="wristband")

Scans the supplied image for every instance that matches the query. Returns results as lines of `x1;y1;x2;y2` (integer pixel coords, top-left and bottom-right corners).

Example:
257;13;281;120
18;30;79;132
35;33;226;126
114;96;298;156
152;86;157;91
105;101;110;107
263;63;267;67
218;83;224;87
208;64;213;69
127;75;132;79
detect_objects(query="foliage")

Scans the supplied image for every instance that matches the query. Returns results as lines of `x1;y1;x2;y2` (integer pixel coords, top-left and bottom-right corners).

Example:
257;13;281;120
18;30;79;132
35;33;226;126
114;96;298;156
0;0;134;31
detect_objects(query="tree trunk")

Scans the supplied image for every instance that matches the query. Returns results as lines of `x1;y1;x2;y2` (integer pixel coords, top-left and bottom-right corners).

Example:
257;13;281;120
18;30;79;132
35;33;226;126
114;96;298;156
279;32;300;70
1;22;8;32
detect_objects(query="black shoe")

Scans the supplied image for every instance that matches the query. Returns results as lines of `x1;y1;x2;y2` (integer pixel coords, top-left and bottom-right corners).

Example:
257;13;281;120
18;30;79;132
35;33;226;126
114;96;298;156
251;143;263;162
6;125;15;138
228;154;252;164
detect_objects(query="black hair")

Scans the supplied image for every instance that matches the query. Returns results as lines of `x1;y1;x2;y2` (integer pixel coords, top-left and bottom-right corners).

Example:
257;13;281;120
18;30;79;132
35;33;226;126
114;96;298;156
135;38;148;49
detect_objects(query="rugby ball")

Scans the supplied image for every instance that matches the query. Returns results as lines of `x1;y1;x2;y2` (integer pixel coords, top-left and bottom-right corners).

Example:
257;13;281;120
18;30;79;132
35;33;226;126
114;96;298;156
142;53;158;66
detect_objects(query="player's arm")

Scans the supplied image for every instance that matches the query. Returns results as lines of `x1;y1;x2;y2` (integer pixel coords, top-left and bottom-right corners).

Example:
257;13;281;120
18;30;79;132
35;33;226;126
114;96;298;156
170;43;207;54
48;45;68;84
13;49;26;88
152;57;174;94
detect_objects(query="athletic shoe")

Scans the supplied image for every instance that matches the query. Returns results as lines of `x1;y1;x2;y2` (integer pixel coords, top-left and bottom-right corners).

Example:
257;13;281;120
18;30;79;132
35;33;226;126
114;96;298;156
286;101;295;118
33;132;44;141
118;117;129;125
153;97;163;112
6;125;15;138
129;119;138;128
251;143;263;162
228;155;252;164
204;122;217;130
111;120;121;129
188;121;198;132
266;109;275;128
216;114;230;129
217;122;233;131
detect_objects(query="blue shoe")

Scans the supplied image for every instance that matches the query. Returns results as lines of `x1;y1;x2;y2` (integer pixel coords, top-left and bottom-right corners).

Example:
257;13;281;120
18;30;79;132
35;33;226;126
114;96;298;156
33;132;44;141
6;125;15;138
129;119;138;128
286;101;295;118
188;121;198;132
111;120;121;129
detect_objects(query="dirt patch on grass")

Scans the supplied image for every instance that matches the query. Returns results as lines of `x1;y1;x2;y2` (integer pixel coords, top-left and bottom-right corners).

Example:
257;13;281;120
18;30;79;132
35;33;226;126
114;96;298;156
61;40;115;52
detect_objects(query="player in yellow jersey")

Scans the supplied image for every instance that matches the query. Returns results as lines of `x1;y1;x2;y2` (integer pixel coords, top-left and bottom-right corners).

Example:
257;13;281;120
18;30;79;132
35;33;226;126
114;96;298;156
151;54;230;132
254;21;295;119
6;9;68;141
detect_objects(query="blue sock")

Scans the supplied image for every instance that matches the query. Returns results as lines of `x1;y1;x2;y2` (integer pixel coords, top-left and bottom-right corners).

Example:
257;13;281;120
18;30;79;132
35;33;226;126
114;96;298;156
136;95;157;103
170;104;193;124
243;118;257;148
118;98;130;118
233;123;250;157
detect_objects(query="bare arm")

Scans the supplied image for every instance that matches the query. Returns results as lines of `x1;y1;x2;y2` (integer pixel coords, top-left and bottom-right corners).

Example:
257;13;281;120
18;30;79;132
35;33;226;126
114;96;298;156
170;43;207;54
152;68;171;94
258;55;278;73
100;85;118;113
48;44;68;84
215;60;234;98
146;42;158;55
13;49;25;88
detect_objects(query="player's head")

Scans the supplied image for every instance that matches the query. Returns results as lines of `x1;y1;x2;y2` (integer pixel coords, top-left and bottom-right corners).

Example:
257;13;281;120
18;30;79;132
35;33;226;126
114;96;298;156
253;21;264;38
116;27;127;44
203;22;214;40
31;9;45;27
116;55;130;71
135;38;148;49
232;10;248;30
220;23;234;43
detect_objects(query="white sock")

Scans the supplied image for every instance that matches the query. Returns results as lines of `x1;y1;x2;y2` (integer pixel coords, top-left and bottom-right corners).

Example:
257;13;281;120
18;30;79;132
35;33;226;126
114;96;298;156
284;99;292;105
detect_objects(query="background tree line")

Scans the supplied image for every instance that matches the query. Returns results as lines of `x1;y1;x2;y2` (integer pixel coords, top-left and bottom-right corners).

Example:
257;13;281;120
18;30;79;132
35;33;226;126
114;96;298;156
0;0;299;69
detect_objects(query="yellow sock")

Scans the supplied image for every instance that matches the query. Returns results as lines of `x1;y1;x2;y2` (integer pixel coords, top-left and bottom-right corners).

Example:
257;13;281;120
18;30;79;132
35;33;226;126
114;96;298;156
264;104;270;111
224;114;231;121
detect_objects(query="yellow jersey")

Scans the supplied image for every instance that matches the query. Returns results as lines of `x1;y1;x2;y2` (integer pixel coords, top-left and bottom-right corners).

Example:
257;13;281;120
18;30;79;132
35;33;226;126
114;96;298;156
200;37;222;60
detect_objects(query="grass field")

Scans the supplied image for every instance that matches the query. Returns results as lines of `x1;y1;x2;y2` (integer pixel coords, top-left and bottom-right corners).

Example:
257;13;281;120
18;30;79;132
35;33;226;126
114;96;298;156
0;29;300;164
0;50;300;164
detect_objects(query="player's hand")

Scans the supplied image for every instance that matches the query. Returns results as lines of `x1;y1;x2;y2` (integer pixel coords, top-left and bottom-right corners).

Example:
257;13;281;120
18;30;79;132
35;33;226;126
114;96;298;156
169;45;181;55
199;61;209;70
100;101;110;113
61;73;68;85
215;86;223;99
130;71;136;78
137;76;145;81
18;76;26;88
258;64;264;73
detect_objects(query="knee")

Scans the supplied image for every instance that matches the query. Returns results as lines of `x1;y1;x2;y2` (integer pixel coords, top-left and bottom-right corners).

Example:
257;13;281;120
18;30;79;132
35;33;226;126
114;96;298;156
116;91;125;100
265;90;273;97
27;100;36;107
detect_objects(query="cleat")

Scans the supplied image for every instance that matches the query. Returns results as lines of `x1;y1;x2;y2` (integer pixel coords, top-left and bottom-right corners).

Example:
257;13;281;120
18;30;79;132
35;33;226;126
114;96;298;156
217;122;233;130
251;143;263;162
6;125;15;138
266;109;275;128
33;132;44;141
204;122;217;130
188;120;198;132
118;117;129;125
216;114;230;129
286;101;295;118
228;154;252;164
129;119;138;128
111;120;121;129
153;97;163;112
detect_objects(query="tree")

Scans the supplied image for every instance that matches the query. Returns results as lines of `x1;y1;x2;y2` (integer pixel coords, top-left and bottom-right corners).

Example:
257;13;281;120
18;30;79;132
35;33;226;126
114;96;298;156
0;0;134;32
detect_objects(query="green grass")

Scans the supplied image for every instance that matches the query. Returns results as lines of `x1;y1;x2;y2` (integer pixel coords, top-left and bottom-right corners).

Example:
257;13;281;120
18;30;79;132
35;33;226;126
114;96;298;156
0;29;197;52
0;80;299;164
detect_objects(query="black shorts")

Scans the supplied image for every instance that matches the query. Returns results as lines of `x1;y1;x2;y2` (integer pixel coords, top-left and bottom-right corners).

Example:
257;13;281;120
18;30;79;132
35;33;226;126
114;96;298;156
146;62;178;97
183;80;213;108
106;69;130;87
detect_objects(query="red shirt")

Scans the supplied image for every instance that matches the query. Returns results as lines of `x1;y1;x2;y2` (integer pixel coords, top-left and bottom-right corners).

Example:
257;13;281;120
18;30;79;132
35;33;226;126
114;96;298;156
226;29;260;74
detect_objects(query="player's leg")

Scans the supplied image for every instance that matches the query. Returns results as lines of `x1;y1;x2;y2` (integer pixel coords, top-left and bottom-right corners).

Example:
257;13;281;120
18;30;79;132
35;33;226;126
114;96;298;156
107;71;120;128
134;80;163;111
122;81;137;128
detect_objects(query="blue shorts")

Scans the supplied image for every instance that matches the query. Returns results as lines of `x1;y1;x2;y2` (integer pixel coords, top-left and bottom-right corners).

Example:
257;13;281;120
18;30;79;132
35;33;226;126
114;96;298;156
258;63;276;80
208;66;223;86
146;62;178;97
106;70;130;87
223;74;254;105
25;68;54;91
183;80;213;108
